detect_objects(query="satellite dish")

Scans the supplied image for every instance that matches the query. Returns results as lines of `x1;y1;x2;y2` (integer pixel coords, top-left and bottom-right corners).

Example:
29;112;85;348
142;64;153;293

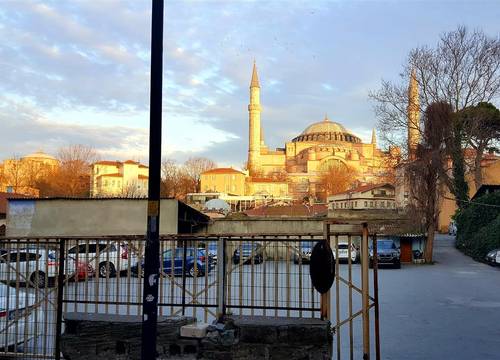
205;199;230;213
309;241;335;294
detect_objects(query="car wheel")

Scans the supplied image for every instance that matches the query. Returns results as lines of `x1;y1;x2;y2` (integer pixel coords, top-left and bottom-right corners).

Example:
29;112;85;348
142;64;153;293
188;265;200;277
233;258;239;265
30;271;46;288
369;260;373;269
99;262;116;278
394;262;401;269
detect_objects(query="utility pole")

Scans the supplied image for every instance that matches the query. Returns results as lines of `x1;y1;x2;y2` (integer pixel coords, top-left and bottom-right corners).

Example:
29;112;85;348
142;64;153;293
142;0;164;359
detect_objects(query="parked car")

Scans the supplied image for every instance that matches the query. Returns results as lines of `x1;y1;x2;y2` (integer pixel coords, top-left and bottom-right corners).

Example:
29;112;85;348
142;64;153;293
232;243;264;265
332;242;359;263
293;241;315;264
0;249;61;288
66;242;137;278
0;283;43;350
369;239;401;269
448;221;457;236
131;247;213;277
197;242;218;265
485;249;500;266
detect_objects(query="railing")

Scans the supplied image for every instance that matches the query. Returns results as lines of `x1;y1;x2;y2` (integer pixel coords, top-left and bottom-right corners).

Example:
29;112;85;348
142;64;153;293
0;233;326;358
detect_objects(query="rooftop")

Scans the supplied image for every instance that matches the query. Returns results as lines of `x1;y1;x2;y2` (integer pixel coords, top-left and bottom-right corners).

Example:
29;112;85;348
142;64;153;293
202;168;245;175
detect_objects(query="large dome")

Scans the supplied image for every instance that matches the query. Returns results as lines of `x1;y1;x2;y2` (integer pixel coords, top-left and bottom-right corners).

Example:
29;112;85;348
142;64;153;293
22;151;58;163
301;119;347;135
292;117;361;143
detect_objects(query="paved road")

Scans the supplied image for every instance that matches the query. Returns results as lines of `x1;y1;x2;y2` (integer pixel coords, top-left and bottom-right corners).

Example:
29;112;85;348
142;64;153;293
379;234;500;360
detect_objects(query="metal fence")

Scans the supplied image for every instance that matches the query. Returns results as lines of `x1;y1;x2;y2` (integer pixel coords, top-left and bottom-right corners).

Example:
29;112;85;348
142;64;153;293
0;233;327;358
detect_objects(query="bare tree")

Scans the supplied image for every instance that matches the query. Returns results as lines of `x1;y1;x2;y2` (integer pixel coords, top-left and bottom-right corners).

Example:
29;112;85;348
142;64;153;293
54;144;100;197
317;162;358;200
161;158;183;198
407;102;453;262
370;26;500;155
182;157;216;193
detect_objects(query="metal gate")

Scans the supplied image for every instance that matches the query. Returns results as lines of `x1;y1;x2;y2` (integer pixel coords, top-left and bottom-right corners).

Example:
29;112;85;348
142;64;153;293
0;227;381;359
324;220;381;360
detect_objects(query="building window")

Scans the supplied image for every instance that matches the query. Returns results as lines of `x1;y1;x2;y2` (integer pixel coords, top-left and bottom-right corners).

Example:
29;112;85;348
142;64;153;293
355;201;358;208
370;201;373;208
364;201;367;207
104;180;108;186
381;201;385;208
404;191;409;199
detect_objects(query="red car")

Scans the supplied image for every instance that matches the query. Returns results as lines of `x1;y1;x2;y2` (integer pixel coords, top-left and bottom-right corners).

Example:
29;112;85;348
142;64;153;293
73;260;95;281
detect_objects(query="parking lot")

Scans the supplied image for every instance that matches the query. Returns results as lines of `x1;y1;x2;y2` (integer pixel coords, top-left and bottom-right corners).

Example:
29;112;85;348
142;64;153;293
378;234;500;360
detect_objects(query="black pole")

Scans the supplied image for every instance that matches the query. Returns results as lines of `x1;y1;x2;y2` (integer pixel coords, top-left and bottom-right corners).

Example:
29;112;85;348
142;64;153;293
142;0;164;359
54;238;65;360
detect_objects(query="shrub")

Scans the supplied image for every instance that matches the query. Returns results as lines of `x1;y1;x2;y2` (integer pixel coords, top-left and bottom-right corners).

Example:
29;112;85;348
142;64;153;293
455;192;500;260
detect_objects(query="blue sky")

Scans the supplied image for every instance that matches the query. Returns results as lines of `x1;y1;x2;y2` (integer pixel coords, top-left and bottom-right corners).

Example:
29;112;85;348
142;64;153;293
1;0;499;167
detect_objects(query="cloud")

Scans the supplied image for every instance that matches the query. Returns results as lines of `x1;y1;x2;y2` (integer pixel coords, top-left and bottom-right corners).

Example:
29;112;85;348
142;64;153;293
0;0;498;164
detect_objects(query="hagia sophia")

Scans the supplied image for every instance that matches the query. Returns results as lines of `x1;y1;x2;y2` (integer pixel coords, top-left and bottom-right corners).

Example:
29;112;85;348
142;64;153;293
201;63;418;200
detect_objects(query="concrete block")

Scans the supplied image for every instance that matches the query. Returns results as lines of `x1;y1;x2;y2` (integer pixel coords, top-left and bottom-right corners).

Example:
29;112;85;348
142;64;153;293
180;323;209;338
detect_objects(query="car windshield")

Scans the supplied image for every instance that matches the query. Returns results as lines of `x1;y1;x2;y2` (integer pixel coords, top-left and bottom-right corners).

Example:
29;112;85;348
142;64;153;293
300;241;314;249
377;241;396;250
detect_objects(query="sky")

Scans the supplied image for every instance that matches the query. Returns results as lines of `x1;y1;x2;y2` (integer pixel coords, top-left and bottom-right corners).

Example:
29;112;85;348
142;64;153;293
1;0;499;168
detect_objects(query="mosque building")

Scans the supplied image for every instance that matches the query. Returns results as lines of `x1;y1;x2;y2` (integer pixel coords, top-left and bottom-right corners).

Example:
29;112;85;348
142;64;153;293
201;63;418;201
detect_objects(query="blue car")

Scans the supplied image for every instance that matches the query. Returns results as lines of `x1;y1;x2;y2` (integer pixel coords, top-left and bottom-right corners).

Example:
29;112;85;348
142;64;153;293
131;247;213;277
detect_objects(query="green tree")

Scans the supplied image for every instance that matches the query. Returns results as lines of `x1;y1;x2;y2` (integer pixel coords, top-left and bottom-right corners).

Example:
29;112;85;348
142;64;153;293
458;102;500;189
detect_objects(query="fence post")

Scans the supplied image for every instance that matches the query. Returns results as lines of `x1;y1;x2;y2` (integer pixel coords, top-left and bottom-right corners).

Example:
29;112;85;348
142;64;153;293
373;233;381;360
320;223;331;320
216;237;226;321
55;238;65;360
361;223;370;360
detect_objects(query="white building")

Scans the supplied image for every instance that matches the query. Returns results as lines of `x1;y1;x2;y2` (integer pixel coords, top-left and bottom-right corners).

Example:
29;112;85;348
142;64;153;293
91;160;149;197
327;183;396;211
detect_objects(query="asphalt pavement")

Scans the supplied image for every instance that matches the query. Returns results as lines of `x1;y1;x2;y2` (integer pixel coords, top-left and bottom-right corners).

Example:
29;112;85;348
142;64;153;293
378;234;500;360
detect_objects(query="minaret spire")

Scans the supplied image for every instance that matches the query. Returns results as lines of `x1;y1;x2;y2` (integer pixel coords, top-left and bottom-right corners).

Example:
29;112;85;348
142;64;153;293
250;60;260;88
248;61;262;176
371;128;377;146
407;68;420;160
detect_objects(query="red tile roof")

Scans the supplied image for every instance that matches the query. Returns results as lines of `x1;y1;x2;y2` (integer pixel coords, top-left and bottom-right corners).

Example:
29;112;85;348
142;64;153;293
139;164;148;168
333;183;394;196
202;168;244;175
0;192;31;214
138;175;149;180
95;161;120;166
123;160;138;164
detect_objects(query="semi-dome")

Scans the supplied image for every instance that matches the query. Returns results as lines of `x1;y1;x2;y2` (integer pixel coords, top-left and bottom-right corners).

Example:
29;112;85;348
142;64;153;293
292;116;361;143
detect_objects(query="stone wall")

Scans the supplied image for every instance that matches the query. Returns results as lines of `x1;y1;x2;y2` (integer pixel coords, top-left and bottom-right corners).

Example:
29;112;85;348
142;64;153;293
61;313;332;360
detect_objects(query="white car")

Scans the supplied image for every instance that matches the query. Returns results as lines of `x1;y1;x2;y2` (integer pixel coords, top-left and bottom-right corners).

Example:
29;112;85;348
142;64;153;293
67;241;138;278
333;242;358;263
0;283;43;349
448;221;457;236
0;248;83;288
0;249;66;288
485;249;500;266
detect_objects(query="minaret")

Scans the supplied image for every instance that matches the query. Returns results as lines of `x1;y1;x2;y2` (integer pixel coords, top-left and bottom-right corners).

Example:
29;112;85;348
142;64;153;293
407;69;420;160
371;128;377;147
248;61;262;176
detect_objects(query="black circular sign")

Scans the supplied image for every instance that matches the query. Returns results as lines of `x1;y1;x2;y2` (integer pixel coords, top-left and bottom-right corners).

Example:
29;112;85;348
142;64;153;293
309;241;335;294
